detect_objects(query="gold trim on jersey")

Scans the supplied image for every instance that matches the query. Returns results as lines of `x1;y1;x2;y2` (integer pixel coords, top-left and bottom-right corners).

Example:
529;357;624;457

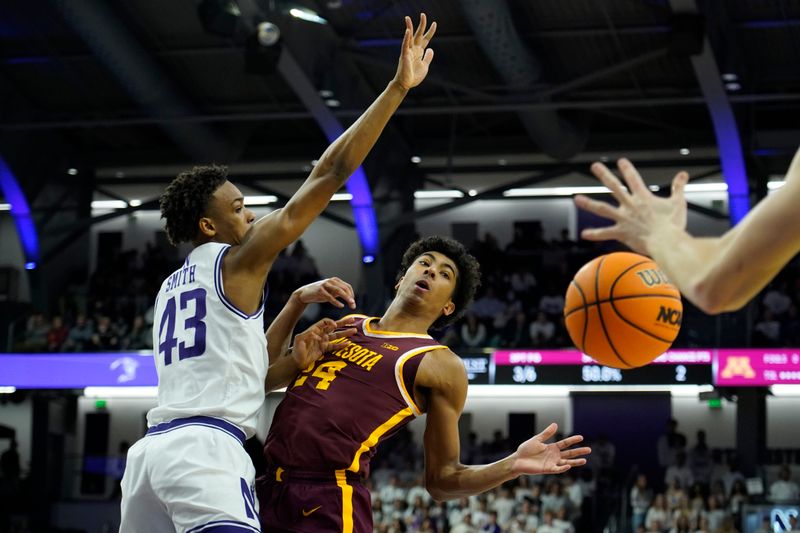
335;469;354;533
395;345;448;416
347;407;413;473
363;317;433;339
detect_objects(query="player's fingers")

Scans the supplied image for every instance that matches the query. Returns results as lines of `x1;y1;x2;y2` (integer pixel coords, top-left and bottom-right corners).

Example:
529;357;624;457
559;458;586;467
328;279;356;308
328;328;357;342
573;195;621;222
401;23;411;53
561;446;592;459
556;434;583;450
591;162;632;206
672;171;689;198
534;422;558;442
580;226;621;242
422;20;437;43
551;465;571;474
335;317;357;329
317;287;344;308
422;48;434;66
414;13;427;41
617;158;650;197
313;318;338;334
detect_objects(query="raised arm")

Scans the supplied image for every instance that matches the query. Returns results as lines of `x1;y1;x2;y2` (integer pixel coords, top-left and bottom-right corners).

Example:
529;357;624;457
418;350;589;501
227;14;437;281
574;149;800;314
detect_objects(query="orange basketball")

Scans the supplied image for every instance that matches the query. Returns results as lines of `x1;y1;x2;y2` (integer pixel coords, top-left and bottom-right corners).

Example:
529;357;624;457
563;252;682;369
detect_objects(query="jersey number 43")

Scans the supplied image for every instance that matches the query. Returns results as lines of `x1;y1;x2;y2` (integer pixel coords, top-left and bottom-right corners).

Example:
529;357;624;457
158;288;207;365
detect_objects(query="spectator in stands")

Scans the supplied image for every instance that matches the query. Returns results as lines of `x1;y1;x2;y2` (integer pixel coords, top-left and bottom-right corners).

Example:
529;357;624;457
460;312;487;349
491;487;515;528
21;312;48;352
89;315;119;351
124;315;152;350
513;498;539;531
645;494;669;532
727;480;748;523
694;516;710;533
471;287;507;321
788;515;800;533
508;265;537;303
669;513;691;533
451;512;478;533
665;478;685;511
289;240;320;284
665;452;693;490
380;475;407;507
541;480;569;515
753;309;781;346
591;433;616;475
769;465;800;502
529;311;556;346
762;281;792;316
539;286;566;317
46;316;68;352
563;472;583;518
704;495;727;532
721;458;745;495
657;419;687;471
64;313;93;352
538;510;562;533
0;439;20;482
631;474;654;532
688;430;712;485
481;510;501;533
498;311;531;348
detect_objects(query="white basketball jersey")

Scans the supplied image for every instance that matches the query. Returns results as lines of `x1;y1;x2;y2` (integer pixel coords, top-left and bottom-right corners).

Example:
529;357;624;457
147;242;268;438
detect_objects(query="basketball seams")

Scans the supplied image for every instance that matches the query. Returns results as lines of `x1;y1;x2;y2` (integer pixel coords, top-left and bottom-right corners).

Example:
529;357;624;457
609;257;680;345
563;293;682;319
594;256;633;369
569;280;589;353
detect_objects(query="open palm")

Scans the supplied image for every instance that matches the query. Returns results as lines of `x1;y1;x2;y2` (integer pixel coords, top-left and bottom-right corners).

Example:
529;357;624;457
574;158;689;254
394;14;437;90
512;423;591;476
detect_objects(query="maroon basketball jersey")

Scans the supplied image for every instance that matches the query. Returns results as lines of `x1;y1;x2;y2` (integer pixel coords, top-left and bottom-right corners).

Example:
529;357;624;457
263;315;446;478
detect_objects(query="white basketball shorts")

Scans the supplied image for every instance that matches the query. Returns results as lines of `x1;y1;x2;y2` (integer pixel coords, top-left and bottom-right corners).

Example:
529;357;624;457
120;416;261;533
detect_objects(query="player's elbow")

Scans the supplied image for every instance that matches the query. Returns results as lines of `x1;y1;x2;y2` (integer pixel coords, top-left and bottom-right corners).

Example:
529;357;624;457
424;482;451;503
690;278;742;315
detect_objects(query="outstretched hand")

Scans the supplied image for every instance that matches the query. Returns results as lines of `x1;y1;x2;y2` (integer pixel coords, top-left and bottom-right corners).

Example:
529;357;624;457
394;13;437;90
511;423;591;476
574;158;689;255
292;317;357;370
294;277;356;309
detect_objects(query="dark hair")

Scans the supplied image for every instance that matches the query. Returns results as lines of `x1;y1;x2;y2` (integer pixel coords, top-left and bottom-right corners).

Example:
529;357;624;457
396;236;481;330
159;164;228;245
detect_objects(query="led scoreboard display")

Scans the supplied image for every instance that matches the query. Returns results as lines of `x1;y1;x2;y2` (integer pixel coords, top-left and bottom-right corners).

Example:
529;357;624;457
492;349;713;386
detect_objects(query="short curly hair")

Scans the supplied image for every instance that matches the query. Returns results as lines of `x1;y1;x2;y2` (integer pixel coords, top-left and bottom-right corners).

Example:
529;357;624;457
160;165;228;245
396;236;481;330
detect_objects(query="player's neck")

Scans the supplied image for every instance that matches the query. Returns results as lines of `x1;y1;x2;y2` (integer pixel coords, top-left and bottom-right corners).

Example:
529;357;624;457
377;303;432;335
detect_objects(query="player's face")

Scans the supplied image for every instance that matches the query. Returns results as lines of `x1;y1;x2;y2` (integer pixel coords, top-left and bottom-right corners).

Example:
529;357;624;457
397;251;458;318
206;181;256;244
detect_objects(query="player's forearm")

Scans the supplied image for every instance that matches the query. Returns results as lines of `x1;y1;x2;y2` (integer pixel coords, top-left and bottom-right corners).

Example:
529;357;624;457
264;354;300;393
265;292;307;364
644;223;750;314
314;81;408;185
426;457;517;501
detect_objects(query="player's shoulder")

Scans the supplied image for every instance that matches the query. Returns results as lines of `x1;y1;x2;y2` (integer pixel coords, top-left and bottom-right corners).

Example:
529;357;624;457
416;346;467;387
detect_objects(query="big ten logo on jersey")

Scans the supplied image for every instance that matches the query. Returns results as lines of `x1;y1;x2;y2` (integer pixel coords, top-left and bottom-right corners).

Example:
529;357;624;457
635;268;671;288
656;305;682;326
381;342;399;351
292;337;384;391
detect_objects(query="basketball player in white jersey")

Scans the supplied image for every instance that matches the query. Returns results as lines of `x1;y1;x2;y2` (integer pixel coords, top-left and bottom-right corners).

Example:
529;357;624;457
119;14;438;532
574;146;800;314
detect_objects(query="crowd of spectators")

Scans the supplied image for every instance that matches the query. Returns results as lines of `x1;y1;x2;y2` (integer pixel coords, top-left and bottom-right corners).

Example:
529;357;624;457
10;227;800;354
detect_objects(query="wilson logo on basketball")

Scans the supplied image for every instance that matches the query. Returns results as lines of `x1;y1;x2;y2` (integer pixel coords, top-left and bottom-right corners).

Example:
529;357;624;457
656;306;682;326
636;268;671;287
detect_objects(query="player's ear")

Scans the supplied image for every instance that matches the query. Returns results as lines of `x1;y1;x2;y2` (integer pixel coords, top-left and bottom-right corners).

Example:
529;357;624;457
395;276;403;291
198;216;216;238
441;300;455;317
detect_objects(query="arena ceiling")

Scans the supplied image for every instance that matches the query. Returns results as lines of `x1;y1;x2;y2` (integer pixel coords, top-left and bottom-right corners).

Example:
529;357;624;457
0;0;799;222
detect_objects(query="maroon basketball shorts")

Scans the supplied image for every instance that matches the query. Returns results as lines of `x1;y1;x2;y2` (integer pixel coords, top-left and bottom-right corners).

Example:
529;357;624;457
256;469;372;533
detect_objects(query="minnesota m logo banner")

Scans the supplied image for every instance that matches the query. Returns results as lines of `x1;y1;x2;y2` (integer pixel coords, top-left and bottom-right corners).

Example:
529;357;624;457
721;356;756;379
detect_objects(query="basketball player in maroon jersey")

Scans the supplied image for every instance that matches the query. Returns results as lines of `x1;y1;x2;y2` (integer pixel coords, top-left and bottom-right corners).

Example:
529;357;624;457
257;236;591;532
